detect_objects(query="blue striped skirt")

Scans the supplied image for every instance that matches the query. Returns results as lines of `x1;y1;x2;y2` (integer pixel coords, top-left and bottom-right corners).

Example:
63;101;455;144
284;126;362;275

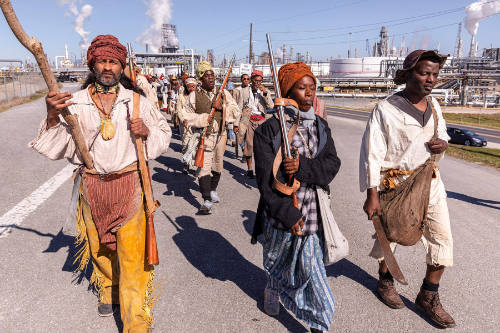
263;219;335;331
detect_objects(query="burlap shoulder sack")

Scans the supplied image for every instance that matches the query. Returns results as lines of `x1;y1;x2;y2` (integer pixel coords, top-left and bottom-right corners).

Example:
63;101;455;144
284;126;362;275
378;99;439;246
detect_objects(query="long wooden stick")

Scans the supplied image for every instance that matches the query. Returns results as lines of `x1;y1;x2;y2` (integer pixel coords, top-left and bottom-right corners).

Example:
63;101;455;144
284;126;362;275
128;43;159;265
0;0;94;169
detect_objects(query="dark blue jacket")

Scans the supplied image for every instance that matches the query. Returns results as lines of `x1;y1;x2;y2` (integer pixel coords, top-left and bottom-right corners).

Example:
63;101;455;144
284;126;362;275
252;113;341;241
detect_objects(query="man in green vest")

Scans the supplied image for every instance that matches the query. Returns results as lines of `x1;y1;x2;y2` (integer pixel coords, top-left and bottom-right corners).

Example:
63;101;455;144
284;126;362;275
182;61;241;214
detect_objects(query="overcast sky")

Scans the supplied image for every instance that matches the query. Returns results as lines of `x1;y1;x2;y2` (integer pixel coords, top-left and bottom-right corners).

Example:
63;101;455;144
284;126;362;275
1;0;499;65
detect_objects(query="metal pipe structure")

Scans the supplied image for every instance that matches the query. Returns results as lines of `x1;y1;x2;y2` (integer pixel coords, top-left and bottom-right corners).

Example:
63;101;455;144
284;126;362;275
182;48;195;77
266;33;291;158
54;56;65;70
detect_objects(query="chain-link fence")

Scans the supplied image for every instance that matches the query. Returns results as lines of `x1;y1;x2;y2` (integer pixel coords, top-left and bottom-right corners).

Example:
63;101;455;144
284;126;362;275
0;72;46;103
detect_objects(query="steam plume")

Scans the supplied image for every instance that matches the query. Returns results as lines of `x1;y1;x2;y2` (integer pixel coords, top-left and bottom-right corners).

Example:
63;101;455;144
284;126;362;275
58;0;93;50
464;0;500;36
137;0;174;51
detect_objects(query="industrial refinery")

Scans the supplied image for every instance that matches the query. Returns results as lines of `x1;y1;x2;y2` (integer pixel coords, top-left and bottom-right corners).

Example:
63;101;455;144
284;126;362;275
3;21;499;108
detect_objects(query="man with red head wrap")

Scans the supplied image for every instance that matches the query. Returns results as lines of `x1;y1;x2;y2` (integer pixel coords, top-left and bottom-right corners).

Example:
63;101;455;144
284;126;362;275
233;69;273;178
30;34;171;331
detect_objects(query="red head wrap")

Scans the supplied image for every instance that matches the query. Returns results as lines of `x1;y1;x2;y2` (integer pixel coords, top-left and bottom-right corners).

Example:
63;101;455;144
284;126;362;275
278;62;316;97
86;35;128;69
251;69;263;78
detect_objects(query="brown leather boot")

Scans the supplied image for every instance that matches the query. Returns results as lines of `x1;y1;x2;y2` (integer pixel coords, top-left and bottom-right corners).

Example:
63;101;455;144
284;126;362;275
416;289;456;328
376;278;405;309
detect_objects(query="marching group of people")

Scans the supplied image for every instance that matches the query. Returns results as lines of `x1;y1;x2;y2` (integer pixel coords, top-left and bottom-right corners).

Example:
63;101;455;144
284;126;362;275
30;34;456;332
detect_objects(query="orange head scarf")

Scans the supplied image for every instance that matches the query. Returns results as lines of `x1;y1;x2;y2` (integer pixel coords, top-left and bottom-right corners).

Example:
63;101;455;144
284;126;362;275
277;62;316;97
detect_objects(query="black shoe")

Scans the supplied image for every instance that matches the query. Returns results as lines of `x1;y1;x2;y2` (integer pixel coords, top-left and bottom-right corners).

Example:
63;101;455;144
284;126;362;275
199;200;213;215
97;302;117;317
246;170;255;179
310;328;324;333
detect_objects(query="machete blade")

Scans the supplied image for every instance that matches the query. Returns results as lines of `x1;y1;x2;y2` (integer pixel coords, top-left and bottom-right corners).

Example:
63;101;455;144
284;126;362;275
372;214;408;285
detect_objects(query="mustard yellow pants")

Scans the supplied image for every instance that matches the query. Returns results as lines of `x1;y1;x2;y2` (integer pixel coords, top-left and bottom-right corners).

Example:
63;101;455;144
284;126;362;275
78;197;154;332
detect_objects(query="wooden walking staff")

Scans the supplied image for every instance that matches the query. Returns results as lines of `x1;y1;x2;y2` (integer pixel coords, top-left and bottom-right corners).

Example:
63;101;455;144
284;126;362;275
193;55;236;168
0;0;93;169
127;43;159;266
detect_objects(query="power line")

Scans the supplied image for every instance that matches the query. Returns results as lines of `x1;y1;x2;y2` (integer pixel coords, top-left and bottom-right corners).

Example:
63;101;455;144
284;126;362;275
279;22;459;47
260;7;464;38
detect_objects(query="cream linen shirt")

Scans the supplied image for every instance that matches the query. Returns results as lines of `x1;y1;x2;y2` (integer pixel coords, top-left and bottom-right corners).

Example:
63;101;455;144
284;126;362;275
176;92;189;122
359;96;450;205
182;87;241;131
136;74;159;109
29;84;171;174
233;85;273;115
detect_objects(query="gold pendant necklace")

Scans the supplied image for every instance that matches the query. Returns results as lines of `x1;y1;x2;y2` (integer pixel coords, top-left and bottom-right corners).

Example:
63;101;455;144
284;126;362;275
100;116;115;140
93;86;117;140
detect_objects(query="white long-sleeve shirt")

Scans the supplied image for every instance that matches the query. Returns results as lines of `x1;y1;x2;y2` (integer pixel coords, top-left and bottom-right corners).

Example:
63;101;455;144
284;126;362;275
359;96;450;205
29;83;171;174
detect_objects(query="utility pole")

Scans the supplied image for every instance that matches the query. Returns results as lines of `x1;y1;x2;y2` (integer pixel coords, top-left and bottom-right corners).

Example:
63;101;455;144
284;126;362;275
249;23;253;64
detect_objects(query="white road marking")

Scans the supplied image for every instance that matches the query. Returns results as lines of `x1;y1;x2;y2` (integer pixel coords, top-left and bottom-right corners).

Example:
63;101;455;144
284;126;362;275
0;164;74;238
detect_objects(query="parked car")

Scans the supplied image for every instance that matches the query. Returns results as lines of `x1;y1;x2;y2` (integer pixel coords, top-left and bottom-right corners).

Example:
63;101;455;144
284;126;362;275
446;127;487;147
56;73;78;82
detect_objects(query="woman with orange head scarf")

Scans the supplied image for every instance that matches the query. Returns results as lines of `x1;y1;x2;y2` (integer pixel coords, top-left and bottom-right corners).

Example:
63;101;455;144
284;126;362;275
252;62;341;332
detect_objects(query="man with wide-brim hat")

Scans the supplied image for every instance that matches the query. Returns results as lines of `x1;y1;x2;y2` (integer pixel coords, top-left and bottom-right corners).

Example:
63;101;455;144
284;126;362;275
30;34;171;331
360;50;456;328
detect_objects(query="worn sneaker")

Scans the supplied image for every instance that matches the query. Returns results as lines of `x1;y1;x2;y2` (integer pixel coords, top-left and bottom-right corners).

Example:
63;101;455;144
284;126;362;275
199;200;213;215
376;278;405;309
415;289;456;328
263;288;280;316
210;191;220;203
97;302;116;317
246;170;255;179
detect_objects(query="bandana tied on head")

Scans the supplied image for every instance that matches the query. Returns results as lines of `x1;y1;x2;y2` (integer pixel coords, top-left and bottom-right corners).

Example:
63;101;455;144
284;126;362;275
394;50;447;85
196;61;213;79
184;77;197;86
251;70;263;78
278;62;316;97
86;35;128;69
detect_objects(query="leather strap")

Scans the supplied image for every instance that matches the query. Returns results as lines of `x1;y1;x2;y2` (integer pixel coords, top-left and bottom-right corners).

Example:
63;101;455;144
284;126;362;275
272;111;301;195
274;97;299;109
427;97;439;162
133;92;141;119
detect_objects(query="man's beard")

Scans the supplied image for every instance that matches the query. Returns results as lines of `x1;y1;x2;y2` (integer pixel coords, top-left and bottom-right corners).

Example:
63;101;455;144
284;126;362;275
95;70;121;86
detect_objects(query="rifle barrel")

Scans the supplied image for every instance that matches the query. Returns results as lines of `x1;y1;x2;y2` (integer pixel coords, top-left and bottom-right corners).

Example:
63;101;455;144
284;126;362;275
266;33;291;158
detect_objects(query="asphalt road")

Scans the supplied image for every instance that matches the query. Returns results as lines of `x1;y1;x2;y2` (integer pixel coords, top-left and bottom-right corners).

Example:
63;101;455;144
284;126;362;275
0;85;499;332
327;106;500;145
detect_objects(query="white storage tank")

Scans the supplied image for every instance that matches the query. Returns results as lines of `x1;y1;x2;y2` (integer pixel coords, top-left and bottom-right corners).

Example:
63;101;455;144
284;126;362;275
330;57;398;78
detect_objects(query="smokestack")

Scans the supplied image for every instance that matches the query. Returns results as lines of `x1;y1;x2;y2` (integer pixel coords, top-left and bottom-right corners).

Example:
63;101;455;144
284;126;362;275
469;34;476;57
